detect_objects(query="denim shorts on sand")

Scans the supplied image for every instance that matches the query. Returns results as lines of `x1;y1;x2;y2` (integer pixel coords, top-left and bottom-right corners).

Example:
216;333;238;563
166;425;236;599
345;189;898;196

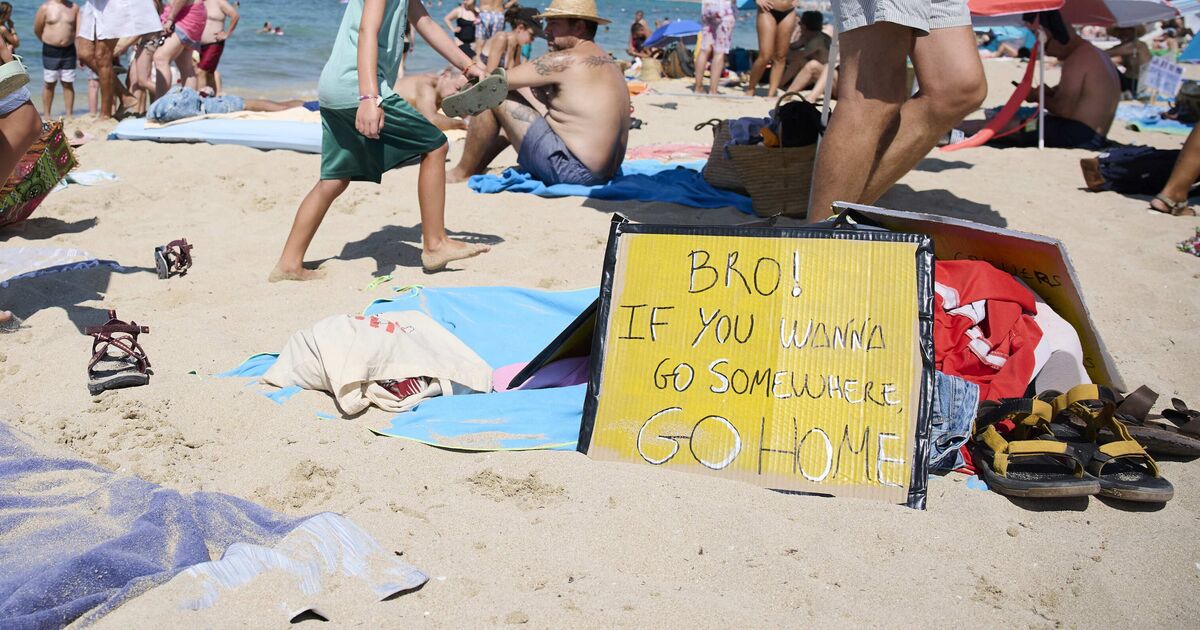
928;371;979;471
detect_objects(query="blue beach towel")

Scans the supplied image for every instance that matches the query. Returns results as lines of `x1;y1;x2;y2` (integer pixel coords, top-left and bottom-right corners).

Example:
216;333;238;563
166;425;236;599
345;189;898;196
0;422;428;628
1116;103;1193;136
467;159;754;214
221;287;599;451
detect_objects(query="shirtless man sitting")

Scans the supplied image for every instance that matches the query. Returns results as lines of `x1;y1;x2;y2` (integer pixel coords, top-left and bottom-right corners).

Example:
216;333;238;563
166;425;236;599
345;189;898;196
963;11;1119;150
448;1;630;186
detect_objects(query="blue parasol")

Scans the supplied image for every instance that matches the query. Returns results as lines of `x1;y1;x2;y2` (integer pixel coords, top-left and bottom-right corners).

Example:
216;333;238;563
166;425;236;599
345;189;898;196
641;19;703;48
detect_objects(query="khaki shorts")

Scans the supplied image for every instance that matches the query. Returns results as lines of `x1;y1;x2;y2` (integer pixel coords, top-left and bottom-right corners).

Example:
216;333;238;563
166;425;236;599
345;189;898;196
832;0;971;35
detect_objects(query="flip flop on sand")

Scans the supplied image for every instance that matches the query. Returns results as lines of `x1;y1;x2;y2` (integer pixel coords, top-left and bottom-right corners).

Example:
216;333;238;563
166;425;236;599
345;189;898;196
155;238;194;279
1150;194;1196;217
1108;388;1200;458
971;398;1100;498
441;68;508;119
0;54;29;101
85;310;152;395
1041;385;1174;503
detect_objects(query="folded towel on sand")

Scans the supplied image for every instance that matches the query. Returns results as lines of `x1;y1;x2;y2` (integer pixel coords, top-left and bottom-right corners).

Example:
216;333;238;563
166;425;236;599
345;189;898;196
1116;103;1193;136
0;422;426;628
467;159;754;214
221;286;597;451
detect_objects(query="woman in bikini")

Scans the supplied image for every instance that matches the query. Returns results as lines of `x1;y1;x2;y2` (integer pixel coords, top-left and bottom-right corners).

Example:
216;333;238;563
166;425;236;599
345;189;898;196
443;0;478;59
744;0;797;97
475;7;541;73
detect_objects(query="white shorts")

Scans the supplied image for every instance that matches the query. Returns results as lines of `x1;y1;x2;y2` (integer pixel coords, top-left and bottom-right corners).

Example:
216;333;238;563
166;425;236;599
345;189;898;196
44;68;77;84
832;0;971;35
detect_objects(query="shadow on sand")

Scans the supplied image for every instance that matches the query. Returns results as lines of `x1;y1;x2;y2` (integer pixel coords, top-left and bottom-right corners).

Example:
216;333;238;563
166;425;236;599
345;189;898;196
0;217;98;242
2;264;157;333
876;184;1007;227
318;224;505;277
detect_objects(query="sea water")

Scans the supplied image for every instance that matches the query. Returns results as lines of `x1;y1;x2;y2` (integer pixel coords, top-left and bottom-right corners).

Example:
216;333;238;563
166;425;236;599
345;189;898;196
7;0;771;101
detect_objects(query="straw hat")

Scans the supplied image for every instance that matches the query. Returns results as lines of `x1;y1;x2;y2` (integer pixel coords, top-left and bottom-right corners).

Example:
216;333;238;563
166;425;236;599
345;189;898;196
534;0;611;25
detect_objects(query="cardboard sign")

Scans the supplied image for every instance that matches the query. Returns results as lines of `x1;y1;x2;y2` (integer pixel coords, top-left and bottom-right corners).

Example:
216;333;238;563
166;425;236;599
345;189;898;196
838;203;1124;390
580;219;936;508
1143;57;1184;98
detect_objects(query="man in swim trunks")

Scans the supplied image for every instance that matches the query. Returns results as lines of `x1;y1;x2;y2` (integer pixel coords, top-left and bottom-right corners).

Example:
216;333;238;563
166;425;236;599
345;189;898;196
197;0;239;94
477;0;516;42
807;0;987;221
35;0;80;118
448;0;629;186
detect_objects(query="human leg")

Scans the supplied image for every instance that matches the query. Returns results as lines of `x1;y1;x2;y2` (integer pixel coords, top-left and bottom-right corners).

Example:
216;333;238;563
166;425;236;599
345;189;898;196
270;178;350;281
807;23;914;222
153;35;186;98
0;101;42;183
416;141;490;271
744;11;776;96
447;107;509;183
173;45;197;91
42;79;56;118
767;12;797;97
858;25;986;203
93;38;118;118
786;59;823;93
63;80;75;118
709;51;727;94
1151;126;1200;214
694;46;712;93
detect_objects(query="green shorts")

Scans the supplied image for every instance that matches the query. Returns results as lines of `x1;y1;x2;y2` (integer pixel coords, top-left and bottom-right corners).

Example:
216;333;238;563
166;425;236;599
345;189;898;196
319;95;447;183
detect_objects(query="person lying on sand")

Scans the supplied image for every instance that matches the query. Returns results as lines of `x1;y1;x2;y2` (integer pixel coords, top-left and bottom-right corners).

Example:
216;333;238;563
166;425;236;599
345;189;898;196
245;71;468;132
958;10;1119;151
447;1;629;186
270;0;490;282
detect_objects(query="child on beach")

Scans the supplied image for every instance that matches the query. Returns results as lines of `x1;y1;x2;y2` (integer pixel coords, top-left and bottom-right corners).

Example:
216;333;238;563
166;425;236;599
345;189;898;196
270;0;490;281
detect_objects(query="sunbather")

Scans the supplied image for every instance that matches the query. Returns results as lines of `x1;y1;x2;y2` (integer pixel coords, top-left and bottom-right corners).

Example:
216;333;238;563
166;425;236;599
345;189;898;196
781;11;830;95
960;11;1119;151
1150;126;1200;217
447;0;630;186
475;7;541;73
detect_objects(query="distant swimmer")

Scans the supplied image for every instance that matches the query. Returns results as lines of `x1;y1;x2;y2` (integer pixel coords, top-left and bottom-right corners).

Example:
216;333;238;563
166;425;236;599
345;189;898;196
257;21;272;33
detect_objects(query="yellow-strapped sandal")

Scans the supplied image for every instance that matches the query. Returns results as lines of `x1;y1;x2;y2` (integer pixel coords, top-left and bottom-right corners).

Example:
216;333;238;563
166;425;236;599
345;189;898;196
1039;385;1174;503
971;398;1100;498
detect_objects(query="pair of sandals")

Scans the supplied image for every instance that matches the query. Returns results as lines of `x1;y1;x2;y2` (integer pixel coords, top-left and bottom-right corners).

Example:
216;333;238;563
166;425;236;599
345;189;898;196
972;384;1173;503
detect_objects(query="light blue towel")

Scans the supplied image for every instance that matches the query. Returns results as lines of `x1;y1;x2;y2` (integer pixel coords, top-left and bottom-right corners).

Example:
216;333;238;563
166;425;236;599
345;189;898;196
1116;103;1193;136
221;286;599;451
467;159;754;214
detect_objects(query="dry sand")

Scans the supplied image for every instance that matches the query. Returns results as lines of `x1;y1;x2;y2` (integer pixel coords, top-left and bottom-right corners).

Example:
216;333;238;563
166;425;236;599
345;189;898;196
2;60;1198;627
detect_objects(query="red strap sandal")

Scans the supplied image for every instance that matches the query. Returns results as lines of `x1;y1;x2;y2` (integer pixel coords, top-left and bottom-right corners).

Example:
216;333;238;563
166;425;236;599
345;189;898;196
85;310;151;394
155;238;194;279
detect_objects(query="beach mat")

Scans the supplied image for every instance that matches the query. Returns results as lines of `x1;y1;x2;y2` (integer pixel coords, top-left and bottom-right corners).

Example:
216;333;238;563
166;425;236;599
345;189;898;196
0;421;426;628
467;159;754;214
109;117;321;153
220;286;597;451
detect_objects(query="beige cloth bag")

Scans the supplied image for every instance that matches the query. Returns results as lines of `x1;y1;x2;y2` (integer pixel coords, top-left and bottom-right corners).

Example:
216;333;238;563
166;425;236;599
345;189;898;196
262;311;493;416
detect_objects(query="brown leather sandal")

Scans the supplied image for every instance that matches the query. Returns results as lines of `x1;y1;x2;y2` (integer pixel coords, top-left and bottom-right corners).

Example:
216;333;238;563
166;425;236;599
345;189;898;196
155;238;194;279
85;310;151;394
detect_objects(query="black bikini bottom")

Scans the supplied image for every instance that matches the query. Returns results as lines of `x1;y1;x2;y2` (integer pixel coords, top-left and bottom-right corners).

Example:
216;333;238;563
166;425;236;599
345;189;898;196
768;8;793;23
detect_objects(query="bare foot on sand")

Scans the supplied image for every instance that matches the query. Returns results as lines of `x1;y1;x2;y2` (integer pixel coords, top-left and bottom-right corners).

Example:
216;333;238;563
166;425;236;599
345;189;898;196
0;310;20;332
421;240;490;272
267;265;326;282
446;167;479;184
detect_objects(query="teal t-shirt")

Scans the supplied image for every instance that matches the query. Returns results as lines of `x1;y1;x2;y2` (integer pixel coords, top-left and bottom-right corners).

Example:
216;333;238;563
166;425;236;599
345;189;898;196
318;0;409;109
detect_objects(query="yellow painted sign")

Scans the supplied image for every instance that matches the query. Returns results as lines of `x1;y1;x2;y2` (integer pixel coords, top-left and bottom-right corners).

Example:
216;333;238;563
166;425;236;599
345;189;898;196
582;224;934;506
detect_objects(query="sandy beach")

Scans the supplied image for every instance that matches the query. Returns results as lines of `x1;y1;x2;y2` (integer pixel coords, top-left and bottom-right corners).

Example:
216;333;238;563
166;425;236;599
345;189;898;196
3;59;1199;626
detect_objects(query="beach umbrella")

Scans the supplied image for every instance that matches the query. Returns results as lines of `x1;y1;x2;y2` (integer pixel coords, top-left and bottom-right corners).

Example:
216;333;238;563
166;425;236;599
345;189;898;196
1061;0;1179;26
642;20;703;48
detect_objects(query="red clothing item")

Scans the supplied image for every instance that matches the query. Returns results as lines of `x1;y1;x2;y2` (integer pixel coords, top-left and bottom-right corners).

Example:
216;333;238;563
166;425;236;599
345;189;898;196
933;260;1043;401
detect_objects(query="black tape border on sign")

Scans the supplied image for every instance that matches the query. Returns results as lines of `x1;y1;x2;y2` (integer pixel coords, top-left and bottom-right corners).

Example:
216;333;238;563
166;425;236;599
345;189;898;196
578;214;937;510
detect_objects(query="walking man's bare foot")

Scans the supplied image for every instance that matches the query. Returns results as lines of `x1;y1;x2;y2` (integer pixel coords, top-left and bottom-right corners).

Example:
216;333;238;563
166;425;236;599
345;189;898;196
421;239;490;272
267;265;326;282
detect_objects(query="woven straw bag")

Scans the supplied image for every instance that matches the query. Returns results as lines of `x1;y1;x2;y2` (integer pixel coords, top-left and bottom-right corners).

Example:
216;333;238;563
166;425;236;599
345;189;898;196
698;92;818;218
